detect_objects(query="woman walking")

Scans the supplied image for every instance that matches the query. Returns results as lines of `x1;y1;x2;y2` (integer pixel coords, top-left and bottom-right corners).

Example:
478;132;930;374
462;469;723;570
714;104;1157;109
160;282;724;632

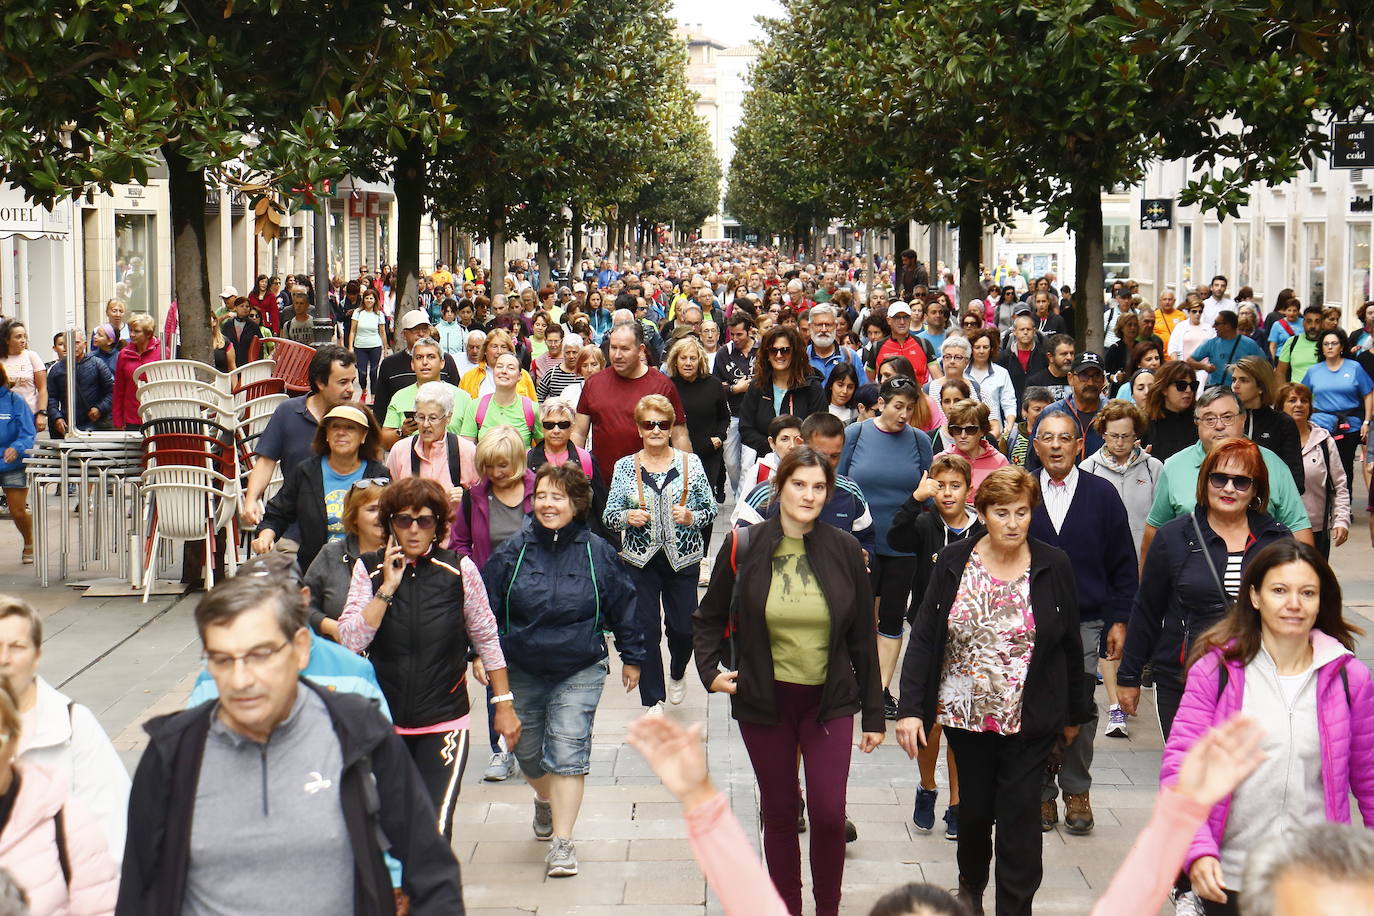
738;326;825;457
1141;361;1199;461
605;394;716;712
694;446;884;916
896;466;1090;916
666;335;729;504
483;463;645;878
347;287;388;401
1279;383;1349;558
1300;327;1373;500
303;479;387;639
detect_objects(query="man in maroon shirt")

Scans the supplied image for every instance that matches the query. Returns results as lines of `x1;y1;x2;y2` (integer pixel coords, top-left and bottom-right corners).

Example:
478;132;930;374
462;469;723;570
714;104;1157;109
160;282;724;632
574;321;689;485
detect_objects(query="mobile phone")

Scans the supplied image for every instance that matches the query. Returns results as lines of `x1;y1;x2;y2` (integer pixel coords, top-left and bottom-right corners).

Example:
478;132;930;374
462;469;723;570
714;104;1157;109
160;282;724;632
404;410;416;421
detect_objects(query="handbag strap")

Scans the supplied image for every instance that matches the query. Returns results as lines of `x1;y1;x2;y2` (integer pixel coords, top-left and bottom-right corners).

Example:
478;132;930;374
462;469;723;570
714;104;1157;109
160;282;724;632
1190;512;1230;605
634;449;690;510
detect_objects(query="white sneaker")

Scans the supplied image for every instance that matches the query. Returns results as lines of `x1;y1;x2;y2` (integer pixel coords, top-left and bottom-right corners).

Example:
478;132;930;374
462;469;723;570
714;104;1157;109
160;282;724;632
698;558;713;586
1171;889;1204;916
645;702;665;717
667;677;686;705
483;751;515;781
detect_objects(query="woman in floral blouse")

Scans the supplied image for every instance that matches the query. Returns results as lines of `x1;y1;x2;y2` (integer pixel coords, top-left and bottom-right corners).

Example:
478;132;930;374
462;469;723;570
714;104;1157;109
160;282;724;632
893;466;1090;916
604;394;716;713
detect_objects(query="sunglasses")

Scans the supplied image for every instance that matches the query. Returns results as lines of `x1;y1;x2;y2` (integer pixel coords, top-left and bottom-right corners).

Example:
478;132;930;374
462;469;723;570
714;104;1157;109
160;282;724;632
1207;472;1254;493
351;477;390;491
1171;379;1200;392
767;346;792;357
391;513;437;530
885;376;915;389
948;424;982;436
639;419;673;431
542;420;573;430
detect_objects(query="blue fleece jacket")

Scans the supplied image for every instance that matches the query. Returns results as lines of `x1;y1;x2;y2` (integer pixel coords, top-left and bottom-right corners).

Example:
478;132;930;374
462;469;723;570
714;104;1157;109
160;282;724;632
0;389;36;473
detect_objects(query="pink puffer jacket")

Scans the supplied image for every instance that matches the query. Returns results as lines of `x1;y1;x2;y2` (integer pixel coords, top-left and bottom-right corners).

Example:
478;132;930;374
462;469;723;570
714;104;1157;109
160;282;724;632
1159;631;1374;872
0;762;118;916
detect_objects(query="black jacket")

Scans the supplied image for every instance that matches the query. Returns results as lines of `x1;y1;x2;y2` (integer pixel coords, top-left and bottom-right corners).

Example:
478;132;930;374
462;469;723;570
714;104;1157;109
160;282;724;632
1119;507;1291;686
887;497;985;623
712;341;755;415
359;546;475;727
482;518;644;681
116;680;464;916
47;353;114;431
897;537;1092;736
737;375;827;455
693;516;885;734
259;457;390;573
1143;407;1198;462
996;345;1049;409
1246;405;1305;494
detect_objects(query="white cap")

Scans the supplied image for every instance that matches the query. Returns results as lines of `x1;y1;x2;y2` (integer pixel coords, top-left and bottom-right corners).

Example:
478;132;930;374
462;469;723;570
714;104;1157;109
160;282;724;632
220;285;238;299
399;310;431;331
573;282;588;293
888;302;913;317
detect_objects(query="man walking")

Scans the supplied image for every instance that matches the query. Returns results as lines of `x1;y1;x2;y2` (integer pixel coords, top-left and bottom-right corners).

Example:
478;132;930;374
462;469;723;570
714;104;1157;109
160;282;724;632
714;313;757;498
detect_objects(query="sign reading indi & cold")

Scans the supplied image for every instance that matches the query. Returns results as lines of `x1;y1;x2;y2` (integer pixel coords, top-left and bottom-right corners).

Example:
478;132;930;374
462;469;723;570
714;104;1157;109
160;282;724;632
1333;122;1374;170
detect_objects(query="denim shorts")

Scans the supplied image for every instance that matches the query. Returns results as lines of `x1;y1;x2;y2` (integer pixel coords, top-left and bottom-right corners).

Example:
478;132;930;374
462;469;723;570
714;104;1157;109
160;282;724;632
0;467;25;490
507;659;608;778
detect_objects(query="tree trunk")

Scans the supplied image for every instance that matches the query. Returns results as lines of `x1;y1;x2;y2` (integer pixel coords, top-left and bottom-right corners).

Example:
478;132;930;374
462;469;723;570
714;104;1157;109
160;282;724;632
570;203;584;265
488;197;506;277
957;203;983;309
1072;184;1105;354
536;239;551;289
391;139;424;319
164;145;211;363
894;219;911;256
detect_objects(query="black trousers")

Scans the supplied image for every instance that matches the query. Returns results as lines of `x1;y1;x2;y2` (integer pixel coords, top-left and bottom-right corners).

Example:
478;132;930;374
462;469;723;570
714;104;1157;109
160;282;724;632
1155;672;1186;741
945;727;1058;916
1201;894;1241;915
402;728;471;840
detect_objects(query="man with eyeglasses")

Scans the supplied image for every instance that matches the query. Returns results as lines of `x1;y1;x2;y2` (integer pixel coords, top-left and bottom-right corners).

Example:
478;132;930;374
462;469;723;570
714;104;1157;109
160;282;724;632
1026;351;1108;470
1027;410;1138;836
120;557;464;915
379;338;473;450
1139;387;1314;563
807;304;866;382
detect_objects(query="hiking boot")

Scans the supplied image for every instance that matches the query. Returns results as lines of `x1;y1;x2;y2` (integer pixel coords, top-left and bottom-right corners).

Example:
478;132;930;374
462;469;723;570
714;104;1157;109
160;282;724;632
798;796;807;833
1106;704;1129;738
532;799;553;840
953;878;985;915
845;816;858;843
943;804;959;840
912;786;938;831
1041;798;1057;832
883;689;899;721
545;836;578;877
1063;790;1095;835
483;751;515;781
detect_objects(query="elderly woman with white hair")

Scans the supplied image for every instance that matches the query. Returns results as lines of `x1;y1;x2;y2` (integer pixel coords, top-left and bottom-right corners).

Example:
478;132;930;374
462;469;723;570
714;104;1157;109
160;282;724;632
384;380;477;504
925;335;995;415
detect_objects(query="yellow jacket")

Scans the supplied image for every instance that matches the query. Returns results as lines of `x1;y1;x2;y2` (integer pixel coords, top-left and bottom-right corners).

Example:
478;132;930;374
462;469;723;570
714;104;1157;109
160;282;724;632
459;364;538;401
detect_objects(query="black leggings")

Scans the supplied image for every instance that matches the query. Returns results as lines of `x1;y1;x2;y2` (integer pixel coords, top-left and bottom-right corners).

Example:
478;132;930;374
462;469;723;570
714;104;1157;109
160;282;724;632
873;554;917;639
402;728;471;840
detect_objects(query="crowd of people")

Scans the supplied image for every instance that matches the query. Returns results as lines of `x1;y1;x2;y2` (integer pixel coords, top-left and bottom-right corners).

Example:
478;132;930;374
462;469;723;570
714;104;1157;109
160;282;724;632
0;244;1370;916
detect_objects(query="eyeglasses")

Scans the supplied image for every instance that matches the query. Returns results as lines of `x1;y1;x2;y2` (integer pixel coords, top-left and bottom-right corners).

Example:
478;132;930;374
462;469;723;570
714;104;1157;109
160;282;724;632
1208;472;1254;492
351;477;390;491
414;413;447;425
767;346;792;357
1198;413;1240;428
1171;379;1200;393
1104;432;1136;443
639;419;673;431
543;420;573;430
391;513;437;530
1036;433;1079;444
949;424;982;436
204;641;289;674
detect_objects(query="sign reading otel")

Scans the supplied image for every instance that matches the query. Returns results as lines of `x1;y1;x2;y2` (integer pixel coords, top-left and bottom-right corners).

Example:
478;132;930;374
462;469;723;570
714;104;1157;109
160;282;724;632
0;185;72;239
1333;122;1374;170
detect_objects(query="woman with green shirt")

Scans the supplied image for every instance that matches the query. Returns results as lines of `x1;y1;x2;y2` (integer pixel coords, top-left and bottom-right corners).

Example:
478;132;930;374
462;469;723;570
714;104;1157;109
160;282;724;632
693;446;884;916
461;352;541;447
347;287;389;401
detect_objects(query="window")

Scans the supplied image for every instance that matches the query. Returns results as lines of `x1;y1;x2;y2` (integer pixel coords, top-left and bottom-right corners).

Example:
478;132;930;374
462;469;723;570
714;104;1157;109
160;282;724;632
1234;221;1251;289
1103;218;1130;280
1180;225;1194;292
1351;223;1372;311
114;212;156;316
1304;222;1326;305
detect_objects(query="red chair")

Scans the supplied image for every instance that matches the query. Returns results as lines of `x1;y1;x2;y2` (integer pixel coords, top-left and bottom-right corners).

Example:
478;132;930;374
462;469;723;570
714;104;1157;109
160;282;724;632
268;339;316;395
231;377;287;402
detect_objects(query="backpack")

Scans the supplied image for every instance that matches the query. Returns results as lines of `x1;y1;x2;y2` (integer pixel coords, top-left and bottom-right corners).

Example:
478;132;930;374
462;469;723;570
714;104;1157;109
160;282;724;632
721;524;759;669
410;432;464;487
539;444;593;480
475;393;536;435
1217;658;1352;706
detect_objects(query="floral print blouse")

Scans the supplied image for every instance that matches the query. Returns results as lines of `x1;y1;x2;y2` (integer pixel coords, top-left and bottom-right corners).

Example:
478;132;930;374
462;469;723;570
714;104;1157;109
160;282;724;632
937;551;1036;734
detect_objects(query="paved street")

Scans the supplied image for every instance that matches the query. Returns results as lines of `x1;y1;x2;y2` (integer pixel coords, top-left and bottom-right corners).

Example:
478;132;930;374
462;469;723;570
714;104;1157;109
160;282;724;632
12;492;1373;915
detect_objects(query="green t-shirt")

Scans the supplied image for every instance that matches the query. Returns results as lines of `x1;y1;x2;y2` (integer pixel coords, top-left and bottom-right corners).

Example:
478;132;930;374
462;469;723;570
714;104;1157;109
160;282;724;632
765;537;831;686
1144;441;1311;533
383;382;473;435
1280;334;1321;382
459;396;542;447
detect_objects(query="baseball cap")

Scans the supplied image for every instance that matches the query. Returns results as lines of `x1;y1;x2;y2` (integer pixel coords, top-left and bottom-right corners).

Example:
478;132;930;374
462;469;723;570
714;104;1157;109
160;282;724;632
219;285;238;299
888;302;913;318
322;405;371;428
1072;352;1105;374
399;310;431;331
573;282;587;293
1012;303;1033;316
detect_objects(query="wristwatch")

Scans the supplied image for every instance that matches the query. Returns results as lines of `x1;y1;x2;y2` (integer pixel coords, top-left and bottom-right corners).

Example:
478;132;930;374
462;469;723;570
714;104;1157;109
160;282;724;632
490;692;515;704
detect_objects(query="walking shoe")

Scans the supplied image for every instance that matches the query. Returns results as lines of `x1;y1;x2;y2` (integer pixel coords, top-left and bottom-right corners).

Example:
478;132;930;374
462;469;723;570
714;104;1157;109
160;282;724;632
545;837;578;877
483;751;515;782
667;677;686;705
1170;888;1204;915
645;702;665;717
797;797;807;833
1041;798;1057;832
1141;661;1154;688
845;816;858;843
1106;704;1129;738
953;879;985;915
943;804;959;840
912;786;938;830
1063;790;1095;835
532;799;553;840
883;689;899;721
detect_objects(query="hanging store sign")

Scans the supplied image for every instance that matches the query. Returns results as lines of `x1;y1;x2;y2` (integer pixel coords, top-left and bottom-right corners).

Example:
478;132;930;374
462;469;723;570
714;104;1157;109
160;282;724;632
1333;122;1374;170
1140;198;1173;230
0;185;71;239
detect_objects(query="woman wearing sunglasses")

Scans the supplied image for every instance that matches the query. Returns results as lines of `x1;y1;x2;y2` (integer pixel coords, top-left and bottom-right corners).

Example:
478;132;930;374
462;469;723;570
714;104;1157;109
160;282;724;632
738;326;826;458
604;394;717;712
304;478;388;640
527;397;606;537
1142;360;1200;461
1118;438;1293;740
252;404;390;573
339;476;518;839
937;399;1009;500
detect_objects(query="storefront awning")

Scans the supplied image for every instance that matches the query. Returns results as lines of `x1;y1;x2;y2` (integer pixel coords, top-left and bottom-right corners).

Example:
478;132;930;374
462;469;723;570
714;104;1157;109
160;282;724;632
0;185;72;240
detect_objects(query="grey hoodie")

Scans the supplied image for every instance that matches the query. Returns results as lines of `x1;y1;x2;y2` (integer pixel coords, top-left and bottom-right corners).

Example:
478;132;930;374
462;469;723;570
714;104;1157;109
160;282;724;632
1080;445;1163;555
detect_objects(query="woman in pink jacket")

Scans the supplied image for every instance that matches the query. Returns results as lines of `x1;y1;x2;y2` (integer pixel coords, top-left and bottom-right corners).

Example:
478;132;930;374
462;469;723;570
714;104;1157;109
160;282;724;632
110;312;162;430
0;680;118;915
1159;539;1374;915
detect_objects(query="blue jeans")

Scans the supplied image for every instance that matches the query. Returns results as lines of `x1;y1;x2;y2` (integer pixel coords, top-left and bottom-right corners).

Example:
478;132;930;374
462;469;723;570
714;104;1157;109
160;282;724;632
354;345;382;393
507;659;608;777
629;551;699;707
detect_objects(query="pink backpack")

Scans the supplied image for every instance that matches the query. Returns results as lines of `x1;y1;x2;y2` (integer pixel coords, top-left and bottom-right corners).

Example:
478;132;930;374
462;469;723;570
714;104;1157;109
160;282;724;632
475;393;536;433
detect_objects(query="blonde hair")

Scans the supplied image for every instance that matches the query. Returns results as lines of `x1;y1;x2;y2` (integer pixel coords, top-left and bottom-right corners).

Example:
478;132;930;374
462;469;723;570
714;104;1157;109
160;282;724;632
634;393;675;423
481;328;515;363
127;312;156;334
0;678;20;747
474;425;526;477
665;336;708;380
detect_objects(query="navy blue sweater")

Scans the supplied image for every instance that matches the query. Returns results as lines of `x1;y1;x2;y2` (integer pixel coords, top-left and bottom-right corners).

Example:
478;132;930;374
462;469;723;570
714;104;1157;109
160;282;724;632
1028;470;1138;625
